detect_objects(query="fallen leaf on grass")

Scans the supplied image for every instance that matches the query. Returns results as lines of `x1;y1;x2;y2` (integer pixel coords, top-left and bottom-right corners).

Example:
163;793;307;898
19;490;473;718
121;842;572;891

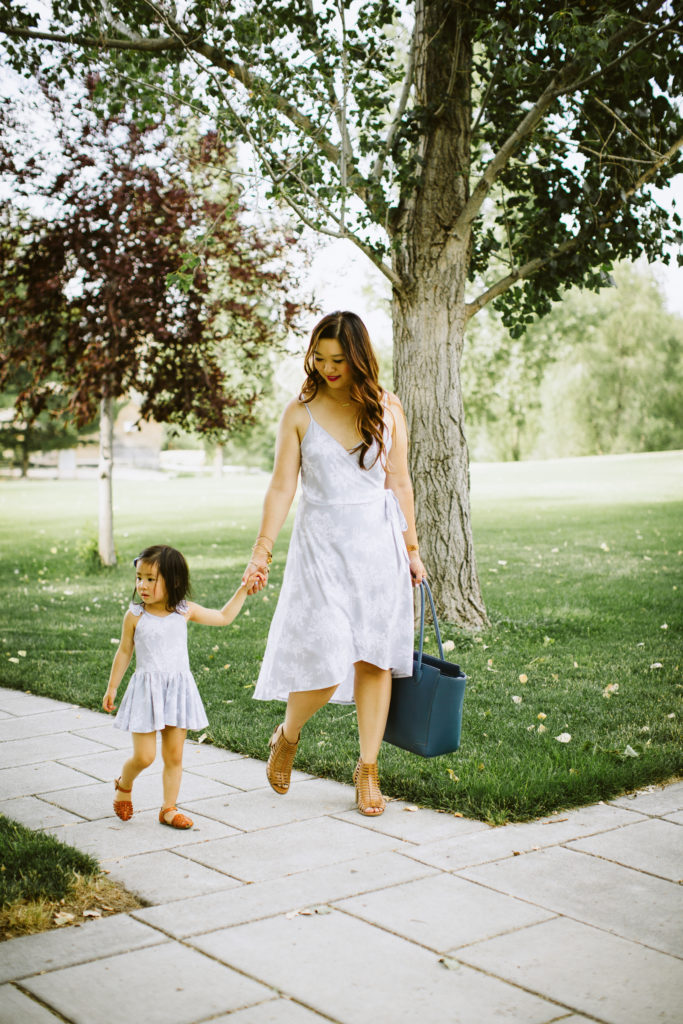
442;640;455;652
82;909;101;919
519;674;528;683
511;695;522;704
537;712;547;720
650;663;663;669
555;732;572;743
54;912;75;927
537;724;547;733
603;683;619;698
623;745;639;758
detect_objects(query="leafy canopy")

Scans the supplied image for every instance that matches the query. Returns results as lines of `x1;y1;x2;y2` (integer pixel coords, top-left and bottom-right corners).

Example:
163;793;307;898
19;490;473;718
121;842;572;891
1;1;680;333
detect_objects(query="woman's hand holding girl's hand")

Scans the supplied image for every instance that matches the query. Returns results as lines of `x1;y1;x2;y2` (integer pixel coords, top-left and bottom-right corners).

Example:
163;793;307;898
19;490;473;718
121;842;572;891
242;560;268;594
409;552;427;586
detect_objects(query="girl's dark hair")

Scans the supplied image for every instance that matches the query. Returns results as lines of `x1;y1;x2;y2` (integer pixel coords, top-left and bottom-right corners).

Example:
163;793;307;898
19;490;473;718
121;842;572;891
132;545;191;611
301;311;386;469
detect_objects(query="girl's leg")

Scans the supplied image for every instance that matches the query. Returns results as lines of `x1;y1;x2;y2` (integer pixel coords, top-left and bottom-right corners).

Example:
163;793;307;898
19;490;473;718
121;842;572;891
354;661;391;763
160;726;187;820
114;731;157;808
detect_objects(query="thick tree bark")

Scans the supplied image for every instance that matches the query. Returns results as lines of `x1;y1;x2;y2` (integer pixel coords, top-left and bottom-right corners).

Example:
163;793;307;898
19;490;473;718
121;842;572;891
393;268;487;629
98;394;116;566
391;0;487;628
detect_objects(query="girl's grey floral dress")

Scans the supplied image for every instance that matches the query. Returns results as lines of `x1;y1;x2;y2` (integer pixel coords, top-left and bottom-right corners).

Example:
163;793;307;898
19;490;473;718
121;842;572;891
114;601;209;732
254;403;413;705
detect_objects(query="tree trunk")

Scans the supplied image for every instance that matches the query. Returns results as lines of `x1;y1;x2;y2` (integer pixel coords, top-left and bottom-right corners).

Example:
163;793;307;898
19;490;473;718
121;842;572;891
393;276;487;629
214;444;224;478
391;0;487;628
98;394;116;566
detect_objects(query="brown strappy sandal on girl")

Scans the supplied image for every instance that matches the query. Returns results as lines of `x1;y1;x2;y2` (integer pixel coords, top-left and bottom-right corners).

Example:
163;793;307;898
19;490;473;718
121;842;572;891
113;778;133;821
354;758;386;816
266;723;300;794
159;806;193;829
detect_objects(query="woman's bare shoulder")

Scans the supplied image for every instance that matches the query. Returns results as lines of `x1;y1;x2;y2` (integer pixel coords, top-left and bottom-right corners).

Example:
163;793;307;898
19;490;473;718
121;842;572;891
383;390;404;411
281;395;311;433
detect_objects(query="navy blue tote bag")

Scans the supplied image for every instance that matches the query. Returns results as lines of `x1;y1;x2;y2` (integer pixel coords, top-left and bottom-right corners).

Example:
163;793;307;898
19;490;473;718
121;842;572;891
383;580;466;757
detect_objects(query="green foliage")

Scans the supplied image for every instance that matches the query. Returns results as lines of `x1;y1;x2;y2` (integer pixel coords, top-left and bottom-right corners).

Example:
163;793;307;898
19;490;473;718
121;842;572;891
1;2;679;327
463;262;683;460
1;463;680;823
0;815;100;906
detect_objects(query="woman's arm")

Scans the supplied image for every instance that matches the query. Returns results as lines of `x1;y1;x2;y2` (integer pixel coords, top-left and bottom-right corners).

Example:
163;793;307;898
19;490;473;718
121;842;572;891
384;393;427;585
102;611;137;712
186;584;250;626
242;398;305;593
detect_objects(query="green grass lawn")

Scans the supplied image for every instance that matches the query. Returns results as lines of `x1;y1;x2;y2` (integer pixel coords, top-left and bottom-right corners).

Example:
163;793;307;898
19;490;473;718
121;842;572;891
1;452;681;823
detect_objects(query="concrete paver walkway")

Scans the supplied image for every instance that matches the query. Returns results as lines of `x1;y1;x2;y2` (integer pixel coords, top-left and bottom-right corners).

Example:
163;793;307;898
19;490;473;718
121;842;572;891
0;686;681;1024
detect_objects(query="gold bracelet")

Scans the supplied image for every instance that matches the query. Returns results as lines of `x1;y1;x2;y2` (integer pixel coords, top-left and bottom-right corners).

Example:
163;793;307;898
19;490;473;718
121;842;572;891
255;534;274;547
251;544;273;565
406;544;419;552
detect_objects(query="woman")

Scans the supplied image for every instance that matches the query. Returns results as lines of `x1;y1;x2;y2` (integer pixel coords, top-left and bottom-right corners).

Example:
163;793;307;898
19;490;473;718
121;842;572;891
243;311;426;815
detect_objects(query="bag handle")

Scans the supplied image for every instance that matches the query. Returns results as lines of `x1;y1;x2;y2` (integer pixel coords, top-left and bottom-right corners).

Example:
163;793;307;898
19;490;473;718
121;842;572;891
416;580;445;673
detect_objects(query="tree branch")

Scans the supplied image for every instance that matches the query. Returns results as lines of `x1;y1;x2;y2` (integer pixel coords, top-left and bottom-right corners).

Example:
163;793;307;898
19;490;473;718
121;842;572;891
3;26;181;51
465;134;683;320
371;25;416;183
452;1;674;242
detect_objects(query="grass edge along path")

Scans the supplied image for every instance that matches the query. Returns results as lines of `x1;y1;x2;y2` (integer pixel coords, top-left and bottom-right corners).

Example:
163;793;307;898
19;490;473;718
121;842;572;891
0;452;681;824
0;814;143;941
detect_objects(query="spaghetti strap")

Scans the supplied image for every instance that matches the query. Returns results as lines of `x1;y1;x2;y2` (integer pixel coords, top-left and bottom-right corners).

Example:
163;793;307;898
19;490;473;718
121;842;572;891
303;402;314;421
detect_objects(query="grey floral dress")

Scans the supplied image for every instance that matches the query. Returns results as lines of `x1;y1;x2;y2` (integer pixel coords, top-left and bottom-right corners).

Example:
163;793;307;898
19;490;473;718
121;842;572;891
253;401;413;705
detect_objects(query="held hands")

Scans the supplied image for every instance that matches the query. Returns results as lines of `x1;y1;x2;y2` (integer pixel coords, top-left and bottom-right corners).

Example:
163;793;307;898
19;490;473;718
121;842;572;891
242;560;268;594
242;536;273;595
409;552;427;586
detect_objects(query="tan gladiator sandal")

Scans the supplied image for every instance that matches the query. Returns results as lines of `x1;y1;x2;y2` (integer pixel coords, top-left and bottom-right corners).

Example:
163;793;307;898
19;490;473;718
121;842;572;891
354;758;386;816
266;723;300;794
113;777;133;821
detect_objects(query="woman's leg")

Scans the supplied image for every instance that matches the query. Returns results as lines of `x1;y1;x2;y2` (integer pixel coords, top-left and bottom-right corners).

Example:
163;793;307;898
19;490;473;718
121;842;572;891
283;685;338;741
354;661;392;763
115;731;157;803
160;726;187;818
353;661;391;816
267;685;338;794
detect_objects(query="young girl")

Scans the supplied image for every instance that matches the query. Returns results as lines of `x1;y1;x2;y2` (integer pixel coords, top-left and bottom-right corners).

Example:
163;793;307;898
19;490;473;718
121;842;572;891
103;544;261;829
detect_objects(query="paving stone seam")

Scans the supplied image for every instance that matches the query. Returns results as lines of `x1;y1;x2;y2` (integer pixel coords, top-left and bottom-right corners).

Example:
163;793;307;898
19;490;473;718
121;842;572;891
440;952;618;1024
447;870;683;962
285;905;586;1024
176;933;303;1009
12;981;77;1024
31;793;93;823
330;899;560;957
1;930;173;983
558;839;683;885
127;864;442;939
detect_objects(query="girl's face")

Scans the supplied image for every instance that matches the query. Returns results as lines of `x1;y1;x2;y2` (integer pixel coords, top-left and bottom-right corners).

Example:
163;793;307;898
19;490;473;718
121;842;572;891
313;337;352;392
135;561;168;607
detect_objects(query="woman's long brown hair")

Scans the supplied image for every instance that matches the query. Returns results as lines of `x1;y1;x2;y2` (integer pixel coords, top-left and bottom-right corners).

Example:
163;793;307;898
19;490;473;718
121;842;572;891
301;311;386;468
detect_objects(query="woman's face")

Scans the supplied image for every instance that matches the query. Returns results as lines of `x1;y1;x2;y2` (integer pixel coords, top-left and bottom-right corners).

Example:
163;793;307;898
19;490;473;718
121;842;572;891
313;336;352;392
